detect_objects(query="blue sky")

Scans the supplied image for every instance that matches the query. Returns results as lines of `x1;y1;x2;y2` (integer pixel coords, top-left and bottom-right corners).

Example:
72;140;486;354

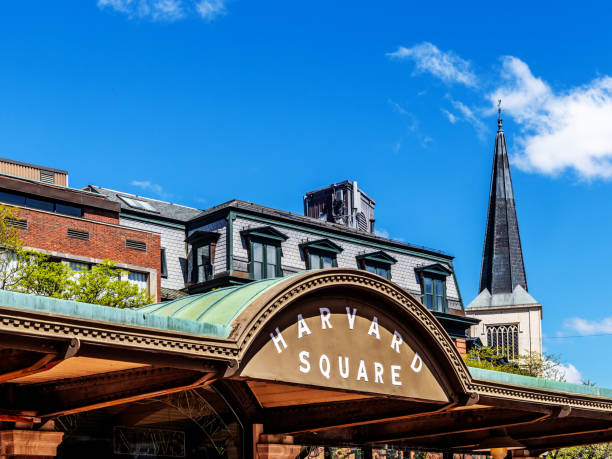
2;1;612;384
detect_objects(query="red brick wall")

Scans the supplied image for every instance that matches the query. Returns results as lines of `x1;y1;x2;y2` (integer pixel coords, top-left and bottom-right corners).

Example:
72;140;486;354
11;207;161;301
453;338;467;356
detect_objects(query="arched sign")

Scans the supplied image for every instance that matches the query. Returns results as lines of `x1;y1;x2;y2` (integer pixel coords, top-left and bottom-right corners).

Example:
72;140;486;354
240;295;449;402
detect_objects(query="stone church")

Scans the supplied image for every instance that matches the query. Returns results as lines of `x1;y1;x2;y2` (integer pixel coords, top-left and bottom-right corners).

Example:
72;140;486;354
466;113;543;358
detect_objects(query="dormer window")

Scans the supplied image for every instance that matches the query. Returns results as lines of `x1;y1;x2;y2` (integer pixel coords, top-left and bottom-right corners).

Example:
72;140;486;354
356;251;397;280
241;226;288;280
186;231;219;284
300;239;342;270
415;264;453;313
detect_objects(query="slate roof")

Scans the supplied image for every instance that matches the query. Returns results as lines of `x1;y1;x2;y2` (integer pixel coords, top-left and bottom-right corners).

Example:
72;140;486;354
85;185;202;223
190;199;453;259
478;117;528;295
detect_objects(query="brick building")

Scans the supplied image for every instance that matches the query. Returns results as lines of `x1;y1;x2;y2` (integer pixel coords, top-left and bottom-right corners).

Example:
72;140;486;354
0;160;162;300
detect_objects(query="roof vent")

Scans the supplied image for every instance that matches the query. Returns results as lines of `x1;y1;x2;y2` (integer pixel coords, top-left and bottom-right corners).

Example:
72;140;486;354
40;170;55;184
67;228;89;240
6;218;28;230
126;239;147;251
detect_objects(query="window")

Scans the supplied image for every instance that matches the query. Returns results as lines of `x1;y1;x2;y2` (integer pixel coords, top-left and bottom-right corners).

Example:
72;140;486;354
357;251;396;280
25;197;54;212
69;261;90;272
241;227;288;280
128;271;148;291
415;263;452;313
309;251;336;269
487;324;519;360
118;195;158;212
193;244;213;283
423;276;446;312
364;262;391;279
250;241;281;280
161;248;168;278
0;191;82;217
300;239;343;271
55;203;82;217
187;230;219;284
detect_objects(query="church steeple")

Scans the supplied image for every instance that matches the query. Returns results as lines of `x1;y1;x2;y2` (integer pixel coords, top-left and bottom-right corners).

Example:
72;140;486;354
478;103;528;295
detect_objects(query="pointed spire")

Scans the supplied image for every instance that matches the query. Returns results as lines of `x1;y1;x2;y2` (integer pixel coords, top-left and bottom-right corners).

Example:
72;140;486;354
497;99;503;131
478;112;528;295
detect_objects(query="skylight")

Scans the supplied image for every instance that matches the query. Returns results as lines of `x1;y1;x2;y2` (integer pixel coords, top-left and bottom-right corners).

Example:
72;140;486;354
118;195;158;212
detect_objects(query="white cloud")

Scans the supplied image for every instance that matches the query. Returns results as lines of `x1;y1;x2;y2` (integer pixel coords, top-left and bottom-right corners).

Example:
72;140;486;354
195;0;225;20
131;180;170;198
387;42;477;87
450;99;486;139
556;362;583;384
388;98;407;115
564;316;612;335
97;0;225;21
490;56;612;179
441;109;457;124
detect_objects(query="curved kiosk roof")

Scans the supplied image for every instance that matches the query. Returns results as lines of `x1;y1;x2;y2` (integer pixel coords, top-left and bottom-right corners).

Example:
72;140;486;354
1;269;612;457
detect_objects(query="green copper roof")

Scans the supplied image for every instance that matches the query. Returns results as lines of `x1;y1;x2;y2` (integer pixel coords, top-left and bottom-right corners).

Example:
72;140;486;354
0;275;300;339
138;274;300;328
470;367;612;399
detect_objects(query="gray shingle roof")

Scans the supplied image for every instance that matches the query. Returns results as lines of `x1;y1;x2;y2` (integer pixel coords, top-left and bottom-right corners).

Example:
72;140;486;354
191;199;453;259
85;185;202;223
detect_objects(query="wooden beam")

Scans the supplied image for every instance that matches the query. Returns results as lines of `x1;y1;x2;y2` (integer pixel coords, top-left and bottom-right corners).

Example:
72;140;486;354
41;373;216;418
0;354;59;384
263;398;452;435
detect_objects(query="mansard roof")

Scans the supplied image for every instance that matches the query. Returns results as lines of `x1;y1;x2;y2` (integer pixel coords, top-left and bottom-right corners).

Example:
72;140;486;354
479;117;528;295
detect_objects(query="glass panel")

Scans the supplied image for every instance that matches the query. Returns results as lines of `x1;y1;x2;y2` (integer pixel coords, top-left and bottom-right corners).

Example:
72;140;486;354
253;261;263;280
435;296;442;311
365;264;377;274
266;263;276;278
424;294;432;309
424;277;433;294
55;203;82;217
266;245;276;264
128;272;147;282
377;267;389;278
0;191;25;206
309;253;320;269
69;261;89;272
25;197;54;212
322;256;332;269
252;242;263;262
434;279;443;294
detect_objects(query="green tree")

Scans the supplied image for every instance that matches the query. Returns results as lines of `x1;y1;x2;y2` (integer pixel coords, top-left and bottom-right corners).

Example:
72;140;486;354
65;260;153;308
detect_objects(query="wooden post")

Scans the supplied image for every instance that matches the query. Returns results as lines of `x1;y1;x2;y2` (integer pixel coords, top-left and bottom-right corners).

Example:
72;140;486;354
0;430;64;458
256;433;302;459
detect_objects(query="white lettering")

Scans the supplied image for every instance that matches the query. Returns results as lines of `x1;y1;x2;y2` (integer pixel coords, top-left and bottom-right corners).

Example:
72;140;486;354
345;307;357;330
338;355;349;379
297;314;312;339
411;353;423;373
270;327;287;354
368;316;380;340
357;359;369;382
390;331;403;353
374;362;384;384
320;307;333;329
391;365;402;386
299;351;311;373
319;354;331;379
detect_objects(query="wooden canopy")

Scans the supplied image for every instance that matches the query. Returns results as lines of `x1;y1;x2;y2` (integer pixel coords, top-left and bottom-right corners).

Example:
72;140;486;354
0;269;611;456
